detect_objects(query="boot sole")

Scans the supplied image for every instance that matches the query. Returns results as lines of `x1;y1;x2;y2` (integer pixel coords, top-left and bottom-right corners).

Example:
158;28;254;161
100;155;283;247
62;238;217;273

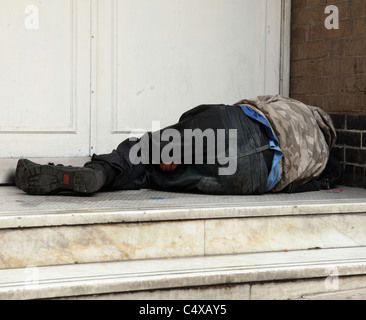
15;159;104;195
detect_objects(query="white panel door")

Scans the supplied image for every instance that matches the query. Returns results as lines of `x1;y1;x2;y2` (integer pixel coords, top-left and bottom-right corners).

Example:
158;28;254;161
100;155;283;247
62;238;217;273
0;0;289;183
0;0;91;158
92;0;284;155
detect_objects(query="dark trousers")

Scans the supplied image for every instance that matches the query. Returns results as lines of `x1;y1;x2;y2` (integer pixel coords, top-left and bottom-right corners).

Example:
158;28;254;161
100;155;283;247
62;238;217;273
85;105;273;195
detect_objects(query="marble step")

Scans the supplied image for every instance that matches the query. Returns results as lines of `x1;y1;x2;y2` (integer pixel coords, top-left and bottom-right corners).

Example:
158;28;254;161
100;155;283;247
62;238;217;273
1;247;366;300
300;286;366;300
1;186;366;269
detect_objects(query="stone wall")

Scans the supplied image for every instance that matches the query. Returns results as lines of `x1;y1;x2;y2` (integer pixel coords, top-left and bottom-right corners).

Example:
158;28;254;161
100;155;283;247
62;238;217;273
290;0;366;187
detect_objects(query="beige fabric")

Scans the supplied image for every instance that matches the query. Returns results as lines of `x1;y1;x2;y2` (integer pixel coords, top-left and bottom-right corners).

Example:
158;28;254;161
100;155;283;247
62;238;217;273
234;95;337;192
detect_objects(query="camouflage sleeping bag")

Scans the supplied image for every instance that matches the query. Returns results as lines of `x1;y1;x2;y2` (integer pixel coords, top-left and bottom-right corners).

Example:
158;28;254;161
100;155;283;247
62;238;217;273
234;95;337;192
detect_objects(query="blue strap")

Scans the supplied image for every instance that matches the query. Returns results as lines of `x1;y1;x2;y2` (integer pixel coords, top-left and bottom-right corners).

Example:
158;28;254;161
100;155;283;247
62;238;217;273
240;105;283;191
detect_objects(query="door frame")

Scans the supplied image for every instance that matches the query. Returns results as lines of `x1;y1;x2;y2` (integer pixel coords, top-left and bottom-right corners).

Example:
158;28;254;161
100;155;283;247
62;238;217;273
280;0;291;97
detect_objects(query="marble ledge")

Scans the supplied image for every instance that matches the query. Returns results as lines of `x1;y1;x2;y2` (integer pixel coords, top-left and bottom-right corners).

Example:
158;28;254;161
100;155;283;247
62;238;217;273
2;247;366;300
1;211;366;269
1;202;366;230
1;186;366;229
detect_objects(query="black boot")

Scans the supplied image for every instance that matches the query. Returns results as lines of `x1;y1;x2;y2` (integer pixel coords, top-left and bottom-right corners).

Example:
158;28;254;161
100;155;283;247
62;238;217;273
15;159;106;195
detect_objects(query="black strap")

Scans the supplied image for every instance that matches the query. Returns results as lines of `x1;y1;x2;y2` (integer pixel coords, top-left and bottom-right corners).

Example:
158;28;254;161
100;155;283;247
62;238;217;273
283;155;342;194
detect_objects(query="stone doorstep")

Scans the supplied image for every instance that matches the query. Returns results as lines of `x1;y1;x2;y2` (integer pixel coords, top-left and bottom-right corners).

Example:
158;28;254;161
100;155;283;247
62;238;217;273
1;186;366;269
2;211;366;270
1;247;366;300
301;287;366;300
1;186;366;229
1;187;366;299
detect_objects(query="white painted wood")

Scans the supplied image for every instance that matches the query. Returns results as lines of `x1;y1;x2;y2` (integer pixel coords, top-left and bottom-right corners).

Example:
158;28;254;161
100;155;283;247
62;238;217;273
0;0;91;158
0;0;289;183
280;0;291;96
92;0;286;155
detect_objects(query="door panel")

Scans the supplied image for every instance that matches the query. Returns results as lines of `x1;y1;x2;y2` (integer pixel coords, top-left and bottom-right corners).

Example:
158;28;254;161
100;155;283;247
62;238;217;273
93;0;283;155
0;0;288;183
0;0;91;158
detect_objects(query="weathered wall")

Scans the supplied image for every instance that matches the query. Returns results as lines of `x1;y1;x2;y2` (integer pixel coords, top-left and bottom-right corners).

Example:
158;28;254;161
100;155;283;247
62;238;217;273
290;0;366;187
